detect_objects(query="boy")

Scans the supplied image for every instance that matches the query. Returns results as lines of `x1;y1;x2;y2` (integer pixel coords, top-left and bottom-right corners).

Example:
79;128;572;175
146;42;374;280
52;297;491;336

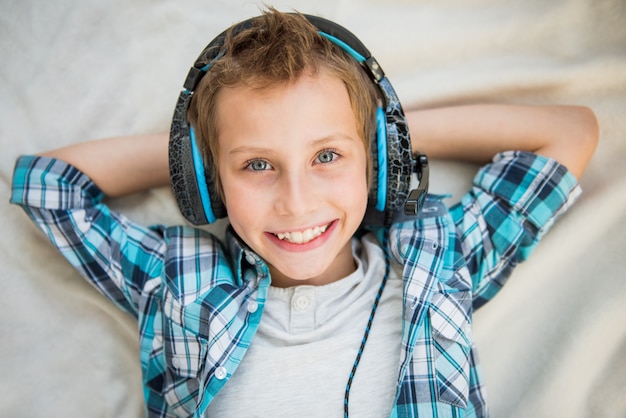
10;8;598;418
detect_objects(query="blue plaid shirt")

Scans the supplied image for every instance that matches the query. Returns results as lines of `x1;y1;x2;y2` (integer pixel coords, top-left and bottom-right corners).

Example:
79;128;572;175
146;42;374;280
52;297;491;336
11;151;580;417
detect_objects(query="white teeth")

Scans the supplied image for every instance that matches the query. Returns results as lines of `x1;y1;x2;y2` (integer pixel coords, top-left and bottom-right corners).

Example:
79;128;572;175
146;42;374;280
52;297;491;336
276;224;328;244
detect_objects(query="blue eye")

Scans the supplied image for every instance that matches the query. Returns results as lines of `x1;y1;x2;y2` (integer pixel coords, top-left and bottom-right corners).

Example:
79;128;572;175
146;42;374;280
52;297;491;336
247;160;271;171
316;150;337;164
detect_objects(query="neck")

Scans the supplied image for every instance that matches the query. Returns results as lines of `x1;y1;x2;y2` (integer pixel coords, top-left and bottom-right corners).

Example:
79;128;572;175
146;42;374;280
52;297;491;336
269;245;357;288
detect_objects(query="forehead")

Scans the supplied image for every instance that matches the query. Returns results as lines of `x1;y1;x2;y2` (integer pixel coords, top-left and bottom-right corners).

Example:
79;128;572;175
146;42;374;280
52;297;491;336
214;70;358;144
216;67;345;105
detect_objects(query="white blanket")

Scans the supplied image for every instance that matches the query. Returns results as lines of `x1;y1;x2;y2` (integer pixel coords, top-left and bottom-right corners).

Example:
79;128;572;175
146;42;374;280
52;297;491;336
1;0;625;416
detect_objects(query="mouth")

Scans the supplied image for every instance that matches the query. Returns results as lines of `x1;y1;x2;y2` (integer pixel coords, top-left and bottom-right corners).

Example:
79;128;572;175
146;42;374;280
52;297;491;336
272;223;331;245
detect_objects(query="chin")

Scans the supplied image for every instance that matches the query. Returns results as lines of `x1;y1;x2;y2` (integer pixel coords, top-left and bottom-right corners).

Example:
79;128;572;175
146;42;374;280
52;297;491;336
269;263;331;287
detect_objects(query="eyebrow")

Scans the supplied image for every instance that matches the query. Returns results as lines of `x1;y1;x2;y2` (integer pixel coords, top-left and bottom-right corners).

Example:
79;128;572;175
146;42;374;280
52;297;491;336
228;145;275;156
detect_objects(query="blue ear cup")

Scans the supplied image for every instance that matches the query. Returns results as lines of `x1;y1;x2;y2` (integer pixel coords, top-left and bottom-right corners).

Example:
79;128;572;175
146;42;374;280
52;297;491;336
169;89;226;225
168;14;429;226
374;106;388;212
189;126;217;223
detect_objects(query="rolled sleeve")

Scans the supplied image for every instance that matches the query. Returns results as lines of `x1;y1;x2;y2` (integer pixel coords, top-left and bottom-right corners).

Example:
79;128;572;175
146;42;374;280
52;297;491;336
11;155;166;317
475;151;581;234
452;151;581;306
11;155;105;209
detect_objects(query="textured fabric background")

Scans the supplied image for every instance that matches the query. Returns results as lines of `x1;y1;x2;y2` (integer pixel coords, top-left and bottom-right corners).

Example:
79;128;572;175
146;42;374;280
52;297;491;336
1;0;624;416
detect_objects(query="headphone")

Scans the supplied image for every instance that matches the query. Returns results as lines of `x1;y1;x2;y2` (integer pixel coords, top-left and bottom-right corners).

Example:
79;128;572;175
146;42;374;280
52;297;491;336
169;14;429;227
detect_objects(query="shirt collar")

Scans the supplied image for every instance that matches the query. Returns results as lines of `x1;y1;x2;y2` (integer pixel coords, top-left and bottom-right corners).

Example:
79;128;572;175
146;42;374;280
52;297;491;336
225;226;268;285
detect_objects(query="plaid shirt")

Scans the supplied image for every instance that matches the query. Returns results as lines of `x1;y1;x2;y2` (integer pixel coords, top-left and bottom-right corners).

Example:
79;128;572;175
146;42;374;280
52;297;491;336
11;151;580;417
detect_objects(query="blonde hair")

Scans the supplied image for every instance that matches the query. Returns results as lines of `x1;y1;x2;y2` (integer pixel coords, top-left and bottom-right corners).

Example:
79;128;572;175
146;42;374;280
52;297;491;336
187;8;380;198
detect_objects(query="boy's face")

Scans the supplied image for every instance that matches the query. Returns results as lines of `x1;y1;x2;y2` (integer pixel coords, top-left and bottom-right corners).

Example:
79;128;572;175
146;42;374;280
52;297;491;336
216;70;369;287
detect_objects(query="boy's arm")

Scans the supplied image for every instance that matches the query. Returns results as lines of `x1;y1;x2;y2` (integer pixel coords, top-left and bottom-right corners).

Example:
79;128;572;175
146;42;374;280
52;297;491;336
40;133;171;197
406;104;598;305
407;104;599;179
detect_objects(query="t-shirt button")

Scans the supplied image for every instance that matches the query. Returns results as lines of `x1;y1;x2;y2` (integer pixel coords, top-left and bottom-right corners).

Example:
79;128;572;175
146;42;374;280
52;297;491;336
247;301;258;313
293;295;310;311
215;366;228;380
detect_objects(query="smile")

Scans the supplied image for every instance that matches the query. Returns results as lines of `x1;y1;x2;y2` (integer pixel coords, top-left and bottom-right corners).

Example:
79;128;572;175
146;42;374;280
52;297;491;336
274;224;330;244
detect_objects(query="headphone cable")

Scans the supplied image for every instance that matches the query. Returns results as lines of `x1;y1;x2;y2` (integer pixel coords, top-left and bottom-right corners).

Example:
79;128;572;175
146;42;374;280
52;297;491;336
344;229;391;418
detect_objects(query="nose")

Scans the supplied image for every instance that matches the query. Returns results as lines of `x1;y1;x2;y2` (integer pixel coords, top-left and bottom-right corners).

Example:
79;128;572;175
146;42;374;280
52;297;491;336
274;168;317;216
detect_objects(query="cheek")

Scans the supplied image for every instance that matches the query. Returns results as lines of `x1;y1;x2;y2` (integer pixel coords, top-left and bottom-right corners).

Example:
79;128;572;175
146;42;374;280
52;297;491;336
334;164;369;214
219;174;257;231
354;175;370;212
222;190;262;249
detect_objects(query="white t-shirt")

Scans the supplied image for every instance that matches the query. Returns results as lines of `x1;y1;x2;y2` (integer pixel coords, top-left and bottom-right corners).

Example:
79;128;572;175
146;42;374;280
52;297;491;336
207;234;403;417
